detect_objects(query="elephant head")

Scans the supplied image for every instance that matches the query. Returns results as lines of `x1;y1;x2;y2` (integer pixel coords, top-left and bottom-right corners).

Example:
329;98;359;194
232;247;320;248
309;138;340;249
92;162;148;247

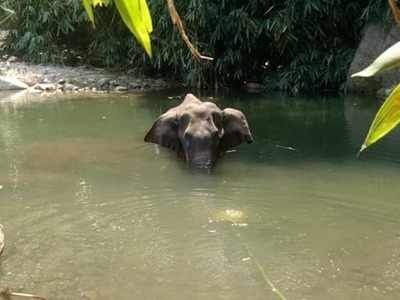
144;94;253;168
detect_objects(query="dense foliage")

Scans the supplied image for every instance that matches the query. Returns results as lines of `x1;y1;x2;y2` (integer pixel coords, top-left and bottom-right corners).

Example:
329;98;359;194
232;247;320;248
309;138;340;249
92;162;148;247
1;0;389;93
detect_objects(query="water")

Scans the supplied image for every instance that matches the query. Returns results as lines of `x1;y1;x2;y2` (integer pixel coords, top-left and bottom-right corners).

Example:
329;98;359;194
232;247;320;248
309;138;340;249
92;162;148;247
1;91;400;300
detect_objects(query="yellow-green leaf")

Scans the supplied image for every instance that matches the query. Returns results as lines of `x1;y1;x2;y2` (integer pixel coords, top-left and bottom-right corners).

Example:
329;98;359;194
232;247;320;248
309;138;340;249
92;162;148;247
92;0;109;7
352;41;400;78
114;0;152;57
140;0;153;32
82;0;95;25
360;83;400;153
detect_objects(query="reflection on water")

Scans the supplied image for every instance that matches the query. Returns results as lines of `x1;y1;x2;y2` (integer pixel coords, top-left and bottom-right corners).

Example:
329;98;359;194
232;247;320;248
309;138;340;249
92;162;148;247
1;92;400;300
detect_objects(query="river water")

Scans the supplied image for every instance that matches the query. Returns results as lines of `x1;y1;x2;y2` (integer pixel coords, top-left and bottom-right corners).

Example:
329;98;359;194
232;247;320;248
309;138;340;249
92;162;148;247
1;91;400;300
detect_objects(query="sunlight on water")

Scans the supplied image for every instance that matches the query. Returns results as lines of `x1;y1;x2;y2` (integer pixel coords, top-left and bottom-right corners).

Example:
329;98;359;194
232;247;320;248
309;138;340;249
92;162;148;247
1;91;400;300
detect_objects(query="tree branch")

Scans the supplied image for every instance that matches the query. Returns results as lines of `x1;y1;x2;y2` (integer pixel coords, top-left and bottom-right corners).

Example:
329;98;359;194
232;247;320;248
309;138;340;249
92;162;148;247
389;0;400;24
165;0;213;62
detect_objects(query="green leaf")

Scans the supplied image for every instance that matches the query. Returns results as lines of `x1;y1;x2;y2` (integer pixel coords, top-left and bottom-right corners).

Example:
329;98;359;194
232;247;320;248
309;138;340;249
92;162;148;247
114;0;153;57
140;0;153;32
360;83;400;153
82;0;95;25
352;41;400;78
82;0;152;57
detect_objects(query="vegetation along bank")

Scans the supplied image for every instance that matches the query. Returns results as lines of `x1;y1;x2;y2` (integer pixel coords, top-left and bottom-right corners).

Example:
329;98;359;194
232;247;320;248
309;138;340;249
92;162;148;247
0;0;395;95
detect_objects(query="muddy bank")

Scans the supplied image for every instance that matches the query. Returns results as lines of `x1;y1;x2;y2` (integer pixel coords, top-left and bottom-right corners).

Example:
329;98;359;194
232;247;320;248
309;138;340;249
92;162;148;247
0;55;174;94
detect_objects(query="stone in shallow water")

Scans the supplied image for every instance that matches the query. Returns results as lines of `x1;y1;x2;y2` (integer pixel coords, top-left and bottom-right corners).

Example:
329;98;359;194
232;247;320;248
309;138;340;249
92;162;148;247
212;209;248;224
115;85;128;92
33;83;56;91
0;76;29;90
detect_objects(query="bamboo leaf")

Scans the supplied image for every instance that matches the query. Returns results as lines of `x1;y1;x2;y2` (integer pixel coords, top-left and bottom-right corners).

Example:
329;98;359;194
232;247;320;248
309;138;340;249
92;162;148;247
140;0;153;32
82;0;95;25
92;0;111;6
360;83;400;153
82;0;152;57
114;0;152;57
351;41;400;78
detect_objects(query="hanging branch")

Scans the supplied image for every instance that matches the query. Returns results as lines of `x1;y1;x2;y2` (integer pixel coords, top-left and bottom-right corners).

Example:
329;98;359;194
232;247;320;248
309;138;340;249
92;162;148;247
389;0;400;24
0;288;47;300
165;0;213;62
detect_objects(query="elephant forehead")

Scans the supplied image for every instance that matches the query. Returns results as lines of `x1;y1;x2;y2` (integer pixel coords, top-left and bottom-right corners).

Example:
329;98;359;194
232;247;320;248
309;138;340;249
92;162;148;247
181;101;221;117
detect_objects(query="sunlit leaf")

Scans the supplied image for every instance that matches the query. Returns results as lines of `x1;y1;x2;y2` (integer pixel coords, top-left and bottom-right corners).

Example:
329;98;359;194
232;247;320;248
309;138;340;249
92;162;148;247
360;83;400;153
140;0;153;32
114;0;153;57
351;41;400;78
82;0;152;57
82;0;95;25
92;0;110;7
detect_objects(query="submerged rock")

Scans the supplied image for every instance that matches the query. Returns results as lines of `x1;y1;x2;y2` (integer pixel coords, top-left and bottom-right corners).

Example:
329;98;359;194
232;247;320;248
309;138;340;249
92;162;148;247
211;209;248;225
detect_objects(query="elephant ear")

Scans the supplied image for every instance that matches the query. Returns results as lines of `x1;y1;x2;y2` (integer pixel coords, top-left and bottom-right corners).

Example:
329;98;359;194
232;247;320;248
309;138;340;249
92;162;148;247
144;109;181;152
221;108;253;151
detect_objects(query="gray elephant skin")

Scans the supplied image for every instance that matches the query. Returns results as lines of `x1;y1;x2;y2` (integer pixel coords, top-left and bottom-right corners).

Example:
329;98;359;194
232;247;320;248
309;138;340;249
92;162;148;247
144;94;253;168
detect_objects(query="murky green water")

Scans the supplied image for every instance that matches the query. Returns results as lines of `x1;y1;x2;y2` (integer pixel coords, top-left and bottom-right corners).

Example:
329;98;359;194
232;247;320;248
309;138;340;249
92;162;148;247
1;91;400;300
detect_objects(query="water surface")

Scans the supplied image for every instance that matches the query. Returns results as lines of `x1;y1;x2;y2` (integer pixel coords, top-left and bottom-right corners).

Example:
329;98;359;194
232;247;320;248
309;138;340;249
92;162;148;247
1;91;400;300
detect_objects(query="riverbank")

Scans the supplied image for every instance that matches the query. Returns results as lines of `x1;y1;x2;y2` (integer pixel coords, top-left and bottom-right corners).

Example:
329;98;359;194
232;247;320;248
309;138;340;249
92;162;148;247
0;55;174;94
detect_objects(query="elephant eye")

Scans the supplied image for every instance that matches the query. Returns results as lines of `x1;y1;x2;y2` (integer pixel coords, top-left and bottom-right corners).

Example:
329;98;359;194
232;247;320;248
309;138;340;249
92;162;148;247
212;112;222;126
180;113;191;126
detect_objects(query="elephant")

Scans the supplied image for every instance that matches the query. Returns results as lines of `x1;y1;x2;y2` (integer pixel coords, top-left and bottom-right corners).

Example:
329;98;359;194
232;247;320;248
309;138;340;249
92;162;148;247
144;93;253;168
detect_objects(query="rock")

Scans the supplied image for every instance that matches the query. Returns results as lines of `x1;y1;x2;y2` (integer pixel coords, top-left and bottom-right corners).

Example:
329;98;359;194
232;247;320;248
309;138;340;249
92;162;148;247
97;78;110;88
347;22;400;94
33;83;56;91
114;85;128;92
376;87;394;100
58;78;66;85
64;83;79;91
0;76;29;90
128;82;140;89
109;79;120;86
7;56;17;63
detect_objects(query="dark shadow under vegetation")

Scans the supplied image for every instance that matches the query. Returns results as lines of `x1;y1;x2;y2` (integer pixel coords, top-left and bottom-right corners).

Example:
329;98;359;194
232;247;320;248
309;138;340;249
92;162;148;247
0;0;389;94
